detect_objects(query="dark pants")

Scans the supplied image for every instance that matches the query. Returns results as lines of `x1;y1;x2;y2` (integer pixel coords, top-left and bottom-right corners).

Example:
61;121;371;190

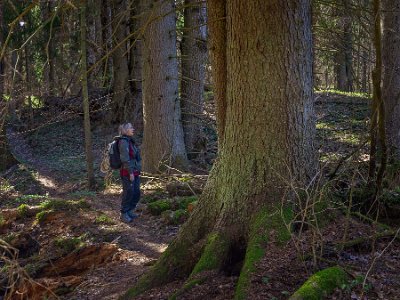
120;175;141;213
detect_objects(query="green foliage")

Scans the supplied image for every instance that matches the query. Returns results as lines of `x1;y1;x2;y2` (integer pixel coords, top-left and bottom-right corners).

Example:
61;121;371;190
54;235;86;254
176;196;198;210
17;194;49;203
69;190;97;198
380;188;400;206
0;179;13;192
316;89;371;99
95;214;115;225
340;275;371;293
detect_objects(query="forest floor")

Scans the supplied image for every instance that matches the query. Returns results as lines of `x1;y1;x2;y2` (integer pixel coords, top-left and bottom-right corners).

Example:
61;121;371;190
1;91;400;299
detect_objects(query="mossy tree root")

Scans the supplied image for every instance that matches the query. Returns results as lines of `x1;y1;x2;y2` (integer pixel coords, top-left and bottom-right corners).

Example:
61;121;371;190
289;266;348;300
168;232;231;300
234;206;293;300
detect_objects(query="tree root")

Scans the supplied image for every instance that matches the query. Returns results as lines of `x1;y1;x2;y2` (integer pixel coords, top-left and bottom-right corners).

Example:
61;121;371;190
235;206;292;300
289;266;348;300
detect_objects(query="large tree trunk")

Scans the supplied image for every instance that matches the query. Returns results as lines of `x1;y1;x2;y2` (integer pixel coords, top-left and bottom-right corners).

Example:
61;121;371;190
128;0;143;131
181;0;207;160
80;1;95;189
123;0;316;298
382;0;400;161
141;0;188;173
110;0;132;123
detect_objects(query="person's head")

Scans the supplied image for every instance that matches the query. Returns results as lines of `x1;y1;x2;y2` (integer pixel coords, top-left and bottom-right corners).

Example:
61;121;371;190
119;122;135;137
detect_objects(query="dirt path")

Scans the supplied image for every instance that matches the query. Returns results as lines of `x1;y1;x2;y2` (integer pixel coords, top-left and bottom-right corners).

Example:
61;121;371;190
4;127;179;299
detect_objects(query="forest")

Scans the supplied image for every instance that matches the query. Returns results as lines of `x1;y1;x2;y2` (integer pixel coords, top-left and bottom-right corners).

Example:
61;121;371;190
0;0;399;299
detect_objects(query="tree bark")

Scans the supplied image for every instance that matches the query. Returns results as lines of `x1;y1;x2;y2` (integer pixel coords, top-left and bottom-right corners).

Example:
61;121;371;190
181;0;207;160
208;0;226;145
80;1;96;189
0;0;5;103
141;0;188;173
382;0;400;161
123;1;316;298
110;0;131;123
128;0;143;131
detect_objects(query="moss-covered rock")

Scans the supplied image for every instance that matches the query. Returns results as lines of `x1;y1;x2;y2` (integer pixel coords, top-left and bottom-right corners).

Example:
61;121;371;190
39;199;90;211
289;266;348;300
161;209;189;225
147;200;173;215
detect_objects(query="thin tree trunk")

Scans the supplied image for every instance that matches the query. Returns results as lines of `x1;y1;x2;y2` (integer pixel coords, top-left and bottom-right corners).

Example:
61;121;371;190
80;1;95;189
374;0;387;192
181;0;207;160
141;0;188;173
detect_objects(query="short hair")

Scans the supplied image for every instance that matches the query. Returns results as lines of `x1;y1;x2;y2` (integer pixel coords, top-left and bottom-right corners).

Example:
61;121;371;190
119;122;133;135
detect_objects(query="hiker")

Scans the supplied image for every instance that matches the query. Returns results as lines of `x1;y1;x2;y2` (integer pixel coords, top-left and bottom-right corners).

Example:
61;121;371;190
118;122;142;223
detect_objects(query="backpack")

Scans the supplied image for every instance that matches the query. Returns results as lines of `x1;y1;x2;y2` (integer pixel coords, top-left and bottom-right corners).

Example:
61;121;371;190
108;138;124;169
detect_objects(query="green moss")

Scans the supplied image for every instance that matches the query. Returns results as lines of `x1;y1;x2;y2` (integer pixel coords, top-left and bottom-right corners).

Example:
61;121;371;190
95;214;115;225
147;199;173;215
39;199;90;211
191;233;230;276
235;206;293;300
35;210;52;223
289;266;348;300
17;204;29;218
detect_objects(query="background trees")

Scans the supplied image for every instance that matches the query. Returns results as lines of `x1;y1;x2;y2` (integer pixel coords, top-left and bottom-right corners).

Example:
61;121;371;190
1;0;400;299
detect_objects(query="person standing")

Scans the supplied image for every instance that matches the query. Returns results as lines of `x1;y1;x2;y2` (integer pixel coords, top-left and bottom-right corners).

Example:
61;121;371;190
118;122;141;223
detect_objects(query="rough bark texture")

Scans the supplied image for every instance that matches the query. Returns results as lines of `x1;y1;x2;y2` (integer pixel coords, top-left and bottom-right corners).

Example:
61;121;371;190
81;2;95;189
141;0;188;173
124;0;315;298
207;0;226;145
382;0;400;161
181;0;207;159
110;0;132;123
129;0;143;131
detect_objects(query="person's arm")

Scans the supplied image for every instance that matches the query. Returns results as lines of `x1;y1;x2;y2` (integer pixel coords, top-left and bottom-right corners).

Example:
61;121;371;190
118;139;134;175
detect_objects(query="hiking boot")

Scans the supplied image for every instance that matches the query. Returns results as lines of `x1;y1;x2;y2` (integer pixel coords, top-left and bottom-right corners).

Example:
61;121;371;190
127;210;138;219
120;212;132;223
